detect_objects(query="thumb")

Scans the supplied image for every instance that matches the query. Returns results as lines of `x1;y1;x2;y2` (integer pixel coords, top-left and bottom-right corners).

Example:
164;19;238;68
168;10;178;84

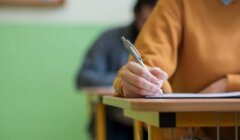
149;67;168;82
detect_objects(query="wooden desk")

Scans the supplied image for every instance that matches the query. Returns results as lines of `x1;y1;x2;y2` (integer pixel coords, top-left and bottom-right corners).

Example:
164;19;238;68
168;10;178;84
103;97;240;140
82;87;114;140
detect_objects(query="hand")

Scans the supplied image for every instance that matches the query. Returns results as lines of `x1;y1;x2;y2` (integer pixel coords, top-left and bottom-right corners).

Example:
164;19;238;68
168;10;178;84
120;61;168;97
200;78;227;93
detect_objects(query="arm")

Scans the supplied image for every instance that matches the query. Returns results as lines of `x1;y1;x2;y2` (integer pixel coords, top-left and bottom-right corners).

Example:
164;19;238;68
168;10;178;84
76;34;117;88
199;78;227;93
198;74;240;93
114;0;183;96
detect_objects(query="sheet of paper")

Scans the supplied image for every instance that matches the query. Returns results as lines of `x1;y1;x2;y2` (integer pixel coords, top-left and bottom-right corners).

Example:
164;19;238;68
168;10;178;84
146;92;240;99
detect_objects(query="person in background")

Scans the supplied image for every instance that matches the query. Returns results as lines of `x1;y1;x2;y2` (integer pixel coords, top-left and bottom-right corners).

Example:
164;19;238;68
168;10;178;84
76;0;157;140
114;0;240;139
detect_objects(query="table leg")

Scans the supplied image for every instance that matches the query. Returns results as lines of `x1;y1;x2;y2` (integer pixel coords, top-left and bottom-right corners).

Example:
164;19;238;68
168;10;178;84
189;127;193;140
87;94;94;116
235;112;238;140
134;120;144;140
96;101;106;140
148;124;163;140
216;112;220;140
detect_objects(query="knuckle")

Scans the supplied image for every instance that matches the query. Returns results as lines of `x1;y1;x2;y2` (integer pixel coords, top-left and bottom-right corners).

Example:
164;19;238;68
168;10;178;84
120;69;127;77
149;84;155;91
127;61;134;67
138;69;146;77
154;67;162;72
135;77;143;86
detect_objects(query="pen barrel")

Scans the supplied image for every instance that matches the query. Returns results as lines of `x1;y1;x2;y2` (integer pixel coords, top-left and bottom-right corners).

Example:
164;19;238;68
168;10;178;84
137;60;148;71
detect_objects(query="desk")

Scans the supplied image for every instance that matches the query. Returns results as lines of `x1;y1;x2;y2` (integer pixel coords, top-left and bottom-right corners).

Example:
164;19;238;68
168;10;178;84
82;87;114;140
103;96;240;140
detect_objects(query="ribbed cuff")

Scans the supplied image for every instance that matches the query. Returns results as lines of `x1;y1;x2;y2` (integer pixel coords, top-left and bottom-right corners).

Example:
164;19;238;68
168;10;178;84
226;74;240;92
162;81;173;93
113;77;124;97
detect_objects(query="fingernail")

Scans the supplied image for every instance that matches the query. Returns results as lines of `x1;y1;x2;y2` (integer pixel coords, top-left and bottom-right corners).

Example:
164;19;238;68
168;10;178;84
157;80;164;87
156;87;162;93
154;89;163;96
159;89;163;94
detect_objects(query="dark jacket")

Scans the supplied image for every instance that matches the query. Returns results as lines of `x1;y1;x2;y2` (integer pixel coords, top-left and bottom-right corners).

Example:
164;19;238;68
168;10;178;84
76;24;137;87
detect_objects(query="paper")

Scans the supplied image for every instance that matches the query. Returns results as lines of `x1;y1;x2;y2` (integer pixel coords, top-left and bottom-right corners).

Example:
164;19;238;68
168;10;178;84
146;92;240;99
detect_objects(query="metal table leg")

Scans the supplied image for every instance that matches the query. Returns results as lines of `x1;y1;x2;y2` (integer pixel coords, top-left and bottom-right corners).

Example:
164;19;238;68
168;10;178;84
134;120;143;140
216;112;220;140
96;97;106;140
170;128;174;140
189;127;193;140
235;112;238;140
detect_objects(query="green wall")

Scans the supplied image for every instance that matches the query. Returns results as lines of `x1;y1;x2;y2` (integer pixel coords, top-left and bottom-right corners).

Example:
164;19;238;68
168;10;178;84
0;24;108;140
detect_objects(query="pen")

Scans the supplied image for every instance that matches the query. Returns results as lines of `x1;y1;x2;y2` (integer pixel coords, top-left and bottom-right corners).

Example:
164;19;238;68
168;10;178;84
121;36;148;70
121;36;163;95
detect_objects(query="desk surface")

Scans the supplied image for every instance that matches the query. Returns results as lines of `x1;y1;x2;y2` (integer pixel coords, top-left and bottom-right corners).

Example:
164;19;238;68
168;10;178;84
103;96;240;112
82;86;114;96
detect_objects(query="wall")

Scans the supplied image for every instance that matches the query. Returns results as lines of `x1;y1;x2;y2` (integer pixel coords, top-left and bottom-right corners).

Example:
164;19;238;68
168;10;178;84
0;24;110;140
0;0;136;24
0;1;137;140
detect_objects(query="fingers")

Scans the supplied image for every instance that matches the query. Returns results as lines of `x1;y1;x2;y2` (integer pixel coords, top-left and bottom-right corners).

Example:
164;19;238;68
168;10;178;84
149;67;168;83
119;61;167;97
121;79;160;97
127;62;162;85
121;69;161;93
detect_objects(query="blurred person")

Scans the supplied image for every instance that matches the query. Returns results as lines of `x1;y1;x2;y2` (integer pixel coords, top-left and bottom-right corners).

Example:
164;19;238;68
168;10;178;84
114;0;240;139
76;0;157;140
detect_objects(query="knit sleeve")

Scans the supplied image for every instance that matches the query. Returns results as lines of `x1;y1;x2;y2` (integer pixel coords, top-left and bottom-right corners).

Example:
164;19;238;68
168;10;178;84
114;0;183;96
227;74;240;92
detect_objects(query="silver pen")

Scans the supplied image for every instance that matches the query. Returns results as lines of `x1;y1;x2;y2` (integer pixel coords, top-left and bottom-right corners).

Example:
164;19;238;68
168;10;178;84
121;36;163;95
121;36;148;70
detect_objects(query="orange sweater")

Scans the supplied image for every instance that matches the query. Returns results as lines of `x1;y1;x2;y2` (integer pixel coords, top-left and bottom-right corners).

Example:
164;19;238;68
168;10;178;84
114;0;240;139
114;0;240;94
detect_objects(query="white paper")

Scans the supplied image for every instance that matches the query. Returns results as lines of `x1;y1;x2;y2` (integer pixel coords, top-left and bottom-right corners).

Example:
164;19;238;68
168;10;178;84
146;92;240;98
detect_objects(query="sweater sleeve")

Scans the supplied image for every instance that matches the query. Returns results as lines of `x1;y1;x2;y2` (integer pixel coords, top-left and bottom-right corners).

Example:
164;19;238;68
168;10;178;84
114;0;183;96
227;74;240;92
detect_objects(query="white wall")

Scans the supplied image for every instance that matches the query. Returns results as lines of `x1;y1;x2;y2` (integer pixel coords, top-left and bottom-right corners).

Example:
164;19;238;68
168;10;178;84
0;0;136;24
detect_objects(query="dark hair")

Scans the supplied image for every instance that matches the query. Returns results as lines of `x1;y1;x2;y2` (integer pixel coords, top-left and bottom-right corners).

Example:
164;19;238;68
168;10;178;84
134;0;158;13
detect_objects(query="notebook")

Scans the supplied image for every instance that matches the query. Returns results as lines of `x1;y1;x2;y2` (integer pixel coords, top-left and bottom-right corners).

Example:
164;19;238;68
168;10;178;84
146;92;240;99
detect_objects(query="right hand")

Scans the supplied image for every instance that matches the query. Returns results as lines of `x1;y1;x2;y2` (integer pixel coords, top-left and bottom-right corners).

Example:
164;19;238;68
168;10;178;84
120;61;168;97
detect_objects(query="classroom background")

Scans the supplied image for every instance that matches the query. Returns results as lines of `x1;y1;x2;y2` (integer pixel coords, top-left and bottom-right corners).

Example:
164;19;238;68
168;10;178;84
0;0;136;139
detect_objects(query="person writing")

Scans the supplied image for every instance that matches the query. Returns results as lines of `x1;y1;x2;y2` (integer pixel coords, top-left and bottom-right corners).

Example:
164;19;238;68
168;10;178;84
114;0;240;139
76;0;157;139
